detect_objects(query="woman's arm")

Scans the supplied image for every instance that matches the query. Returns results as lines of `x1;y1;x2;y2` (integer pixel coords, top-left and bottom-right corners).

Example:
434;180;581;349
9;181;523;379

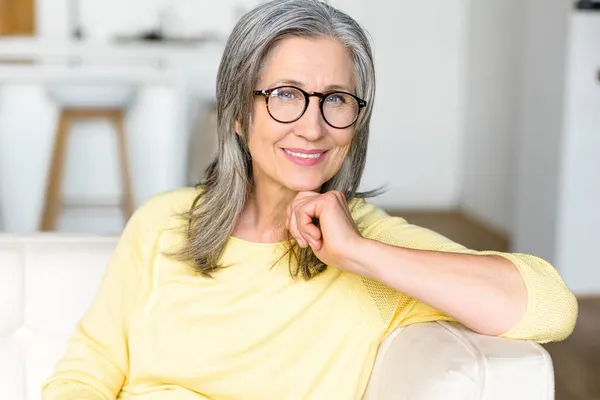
344;239;527;336
286;191;578;343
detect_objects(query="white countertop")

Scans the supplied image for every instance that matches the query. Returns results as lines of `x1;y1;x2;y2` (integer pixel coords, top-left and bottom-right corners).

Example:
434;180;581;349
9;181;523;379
0;63;187;84
0;37;224;84
0;36;225;58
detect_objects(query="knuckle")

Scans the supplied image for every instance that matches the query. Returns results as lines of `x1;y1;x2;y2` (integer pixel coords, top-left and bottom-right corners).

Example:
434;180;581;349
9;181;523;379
329;190;342;200
325;192;340;204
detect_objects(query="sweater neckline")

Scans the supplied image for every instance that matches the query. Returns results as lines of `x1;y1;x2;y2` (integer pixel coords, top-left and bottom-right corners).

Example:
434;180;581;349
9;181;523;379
227;235;287;248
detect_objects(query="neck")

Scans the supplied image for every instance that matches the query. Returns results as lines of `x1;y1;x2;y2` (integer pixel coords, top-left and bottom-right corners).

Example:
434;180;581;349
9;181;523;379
235;171;298;243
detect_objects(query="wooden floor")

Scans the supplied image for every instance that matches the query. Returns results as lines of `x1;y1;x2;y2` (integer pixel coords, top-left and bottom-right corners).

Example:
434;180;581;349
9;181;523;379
390;210;600;400
389;210;510;252
545;298;600;400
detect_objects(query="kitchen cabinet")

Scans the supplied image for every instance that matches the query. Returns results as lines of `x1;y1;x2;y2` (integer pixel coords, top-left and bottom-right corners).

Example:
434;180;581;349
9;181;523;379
0;0;35;36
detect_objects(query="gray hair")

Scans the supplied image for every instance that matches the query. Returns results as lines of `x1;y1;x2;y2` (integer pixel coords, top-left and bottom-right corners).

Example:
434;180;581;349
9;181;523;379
176;0;379;279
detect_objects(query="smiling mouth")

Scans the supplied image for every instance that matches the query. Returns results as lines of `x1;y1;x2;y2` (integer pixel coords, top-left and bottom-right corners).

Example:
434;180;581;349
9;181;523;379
283;149;325;159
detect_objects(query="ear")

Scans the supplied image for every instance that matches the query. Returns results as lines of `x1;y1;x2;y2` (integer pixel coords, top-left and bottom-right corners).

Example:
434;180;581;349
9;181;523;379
235;121;242;137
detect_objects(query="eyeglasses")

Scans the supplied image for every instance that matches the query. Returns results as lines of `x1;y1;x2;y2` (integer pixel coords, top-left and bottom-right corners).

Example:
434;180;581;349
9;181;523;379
253;85;367;129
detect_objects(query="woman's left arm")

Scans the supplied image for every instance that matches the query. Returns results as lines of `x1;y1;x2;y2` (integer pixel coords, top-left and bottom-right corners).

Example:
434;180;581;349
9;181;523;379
344;239;544;337
287;191;578;343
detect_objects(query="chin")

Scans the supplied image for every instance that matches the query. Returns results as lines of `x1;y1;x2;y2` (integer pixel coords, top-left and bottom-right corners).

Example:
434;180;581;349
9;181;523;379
283;177;325;193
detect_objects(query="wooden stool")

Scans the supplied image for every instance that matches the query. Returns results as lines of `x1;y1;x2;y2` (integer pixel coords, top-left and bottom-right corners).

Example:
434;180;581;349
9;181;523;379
41;85;136;231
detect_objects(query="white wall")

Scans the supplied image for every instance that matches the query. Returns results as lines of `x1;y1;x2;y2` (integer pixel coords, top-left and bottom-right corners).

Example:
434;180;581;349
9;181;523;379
556;13;600;295
459;0;600;295
359;0;468;209
512;0;571;262
460;0;522;234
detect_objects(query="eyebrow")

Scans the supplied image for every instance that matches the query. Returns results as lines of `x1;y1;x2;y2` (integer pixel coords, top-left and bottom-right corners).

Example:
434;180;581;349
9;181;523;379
267;79;354;93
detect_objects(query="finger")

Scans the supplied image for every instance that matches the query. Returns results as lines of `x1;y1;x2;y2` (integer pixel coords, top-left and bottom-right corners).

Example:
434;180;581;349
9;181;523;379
294;191;320;201
292;196;324;248
288;191;321;248
295;200;322;242
292;199;324;251
288;204;308;248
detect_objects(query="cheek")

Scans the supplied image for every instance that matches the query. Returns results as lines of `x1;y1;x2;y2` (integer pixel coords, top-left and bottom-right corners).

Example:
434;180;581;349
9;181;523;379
326;131;354;171
332;130;354;155
247;107;288;155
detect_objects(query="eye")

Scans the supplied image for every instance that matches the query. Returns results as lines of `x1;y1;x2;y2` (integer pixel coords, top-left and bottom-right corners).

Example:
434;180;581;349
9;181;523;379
273;87;302;101
325;93;348;104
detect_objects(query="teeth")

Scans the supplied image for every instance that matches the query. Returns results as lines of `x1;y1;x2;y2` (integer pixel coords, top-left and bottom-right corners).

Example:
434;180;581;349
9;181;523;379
285;149;323;159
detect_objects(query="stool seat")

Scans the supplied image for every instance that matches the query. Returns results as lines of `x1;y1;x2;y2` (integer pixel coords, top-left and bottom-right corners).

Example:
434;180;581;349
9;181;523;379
48;84;136;109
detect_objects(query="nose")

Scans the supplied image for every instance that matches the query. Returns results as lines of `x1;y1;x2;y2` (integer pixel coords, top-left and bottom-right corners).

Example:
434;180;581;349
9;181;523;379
294;97;327;141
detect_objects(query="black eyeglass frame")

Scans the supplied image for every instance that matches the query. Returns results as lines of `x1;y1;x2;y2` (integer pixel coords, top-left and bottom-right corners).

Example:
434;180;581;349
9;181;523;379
253;85;367;129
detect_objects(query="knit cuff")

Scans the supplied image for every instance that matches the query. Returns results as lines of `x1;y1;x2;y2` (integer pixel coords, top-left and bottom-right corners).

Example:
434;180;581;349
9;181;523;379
479;251;577;343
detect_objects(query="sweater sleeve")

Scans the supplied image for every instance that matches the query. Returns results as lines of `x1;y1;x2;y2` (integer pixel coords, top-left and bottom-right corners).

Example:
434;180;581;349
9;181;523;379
351;199;578;344
41;206;148;400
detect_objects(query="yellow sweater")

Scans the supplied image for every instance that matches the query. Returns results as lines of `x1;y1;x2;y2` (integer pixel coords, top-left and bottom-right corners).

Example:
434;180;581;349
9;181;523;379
42;188;577;400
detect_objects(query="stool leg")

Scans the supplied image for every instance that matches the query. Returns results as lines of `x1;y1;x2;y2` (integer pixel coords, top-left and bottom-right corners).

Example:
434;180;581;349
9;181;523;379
111;110;134;221
41;110;71;231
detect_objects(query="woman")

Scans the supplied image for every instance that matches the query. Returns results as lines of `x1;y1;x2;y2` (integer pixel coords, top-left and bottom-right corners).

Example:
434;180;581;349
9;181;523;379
42;1;577;399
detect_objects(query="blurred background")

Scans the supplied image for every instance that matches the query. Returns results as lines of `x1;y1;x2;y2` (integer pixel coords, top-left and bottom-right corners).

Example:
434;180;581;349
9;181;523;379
0;0;598;398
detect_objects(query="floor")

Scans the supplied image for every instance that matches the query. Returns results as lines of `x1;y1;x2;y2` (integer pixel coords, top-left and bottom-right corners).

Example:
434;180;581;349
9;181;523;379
390;210;600;400
545;298;600;400
390;210;510;252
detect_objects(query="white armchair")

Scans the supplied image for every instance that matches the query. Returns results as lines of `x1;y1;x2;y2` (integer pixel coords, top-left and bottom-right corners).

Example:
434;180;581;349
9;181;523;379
0;234;554;400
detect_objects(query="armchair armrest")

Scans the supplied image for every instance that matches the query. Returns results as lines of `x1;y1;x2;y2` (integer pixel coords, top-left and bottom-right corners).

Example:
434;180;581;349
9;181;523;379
363;321;554;400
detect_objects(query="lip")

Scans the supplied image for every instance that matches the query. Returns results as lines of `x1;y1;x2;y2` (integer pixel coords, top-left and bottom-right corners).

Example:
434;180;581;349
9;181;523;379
282;148;328;167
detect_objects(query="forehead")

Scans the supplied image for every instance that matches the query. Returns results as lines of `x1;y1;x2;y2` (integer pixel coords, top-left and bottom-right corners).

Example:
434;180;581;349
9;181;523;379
259;37;355;90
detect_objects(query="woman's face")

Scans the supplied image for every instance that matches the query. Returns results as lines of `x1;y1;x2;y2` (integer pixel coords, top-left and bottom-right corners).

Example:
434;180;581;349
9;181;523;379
244;37;356;194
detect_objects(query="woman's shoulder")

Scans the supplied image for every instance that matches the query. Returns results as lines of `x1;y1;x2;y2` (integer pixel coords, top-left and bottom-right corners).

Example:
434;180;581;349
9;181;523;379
349;197;398;233
131;186;202;229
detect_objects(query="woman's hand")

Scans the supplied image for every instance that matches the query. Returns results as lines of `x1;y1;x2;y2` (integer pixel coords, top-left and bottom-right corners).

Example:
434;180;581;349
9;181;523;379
286;190;365;272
